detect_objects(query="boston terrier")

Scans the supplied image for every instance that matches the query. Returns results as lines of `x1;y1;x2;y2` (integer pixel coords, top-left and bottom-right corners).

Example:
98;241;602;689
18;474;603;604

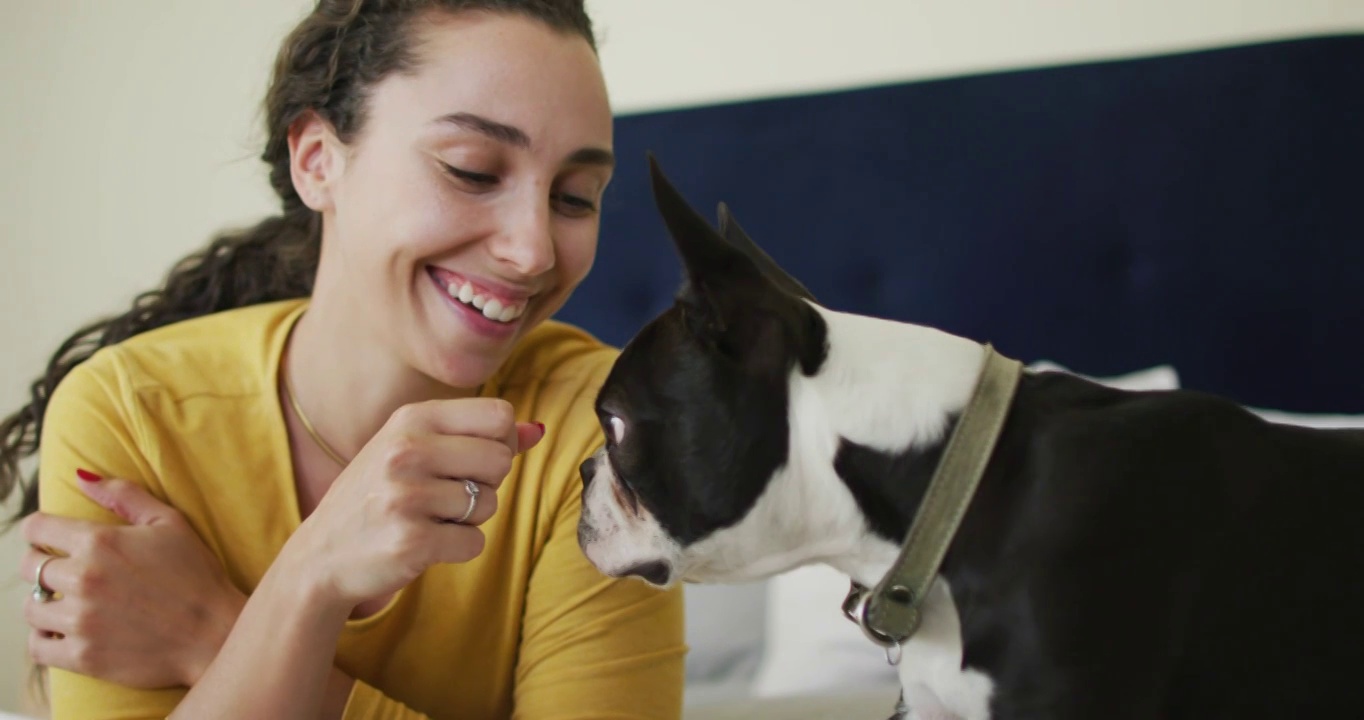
577;157;1364;719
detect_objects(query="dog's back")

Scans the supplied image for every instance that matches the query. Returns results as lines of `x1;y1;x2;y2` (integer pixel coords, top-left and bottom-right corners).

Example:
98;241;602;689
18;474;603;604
1171;418;1364;716
971;371;1364;717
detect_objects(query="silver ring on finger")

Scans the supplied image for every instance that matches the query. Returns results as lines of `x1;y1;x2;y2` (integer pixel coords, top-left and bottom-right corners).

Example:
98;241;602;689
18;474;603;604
455;479;480;524
32;555;57;603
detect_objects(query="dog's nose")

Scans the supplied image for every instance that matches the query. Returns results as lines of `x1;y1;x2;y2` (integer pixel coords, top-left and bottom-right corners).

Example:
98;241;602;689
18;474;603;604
621;561;672;587
579;456;597;487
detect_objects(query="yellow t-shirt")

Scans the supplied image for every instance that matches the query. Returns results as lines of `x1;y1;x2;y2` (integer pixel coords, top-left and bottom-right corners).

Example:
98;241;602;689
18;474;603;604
37;299;686;719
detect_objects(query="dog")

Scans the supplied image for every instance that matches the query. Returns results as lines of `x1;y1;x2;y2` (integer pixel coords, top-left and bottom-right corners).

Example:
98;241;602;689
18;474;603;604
577;156;1364;719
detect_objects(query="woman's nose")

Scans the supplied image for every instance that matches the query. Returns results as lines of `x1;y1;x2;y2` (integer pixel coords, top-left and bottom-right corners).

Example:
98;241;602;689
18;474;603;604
489;196;556;276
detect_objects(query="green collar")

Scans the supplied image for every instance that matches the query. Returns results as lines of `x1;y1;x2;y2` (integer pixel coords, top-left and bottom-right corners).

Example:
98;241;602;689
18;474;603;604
842;344;1023;661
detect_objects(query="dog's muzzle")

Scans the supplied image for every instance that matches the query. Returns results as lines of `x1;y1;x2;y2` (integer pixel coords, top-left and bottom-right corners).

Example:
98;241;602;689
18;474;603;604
579;455;598;487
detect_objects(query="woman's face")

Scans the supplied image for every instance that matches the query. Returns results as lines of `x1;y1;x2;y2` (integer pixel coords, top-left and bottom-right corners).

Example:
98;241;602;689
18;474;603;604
299;11;613;388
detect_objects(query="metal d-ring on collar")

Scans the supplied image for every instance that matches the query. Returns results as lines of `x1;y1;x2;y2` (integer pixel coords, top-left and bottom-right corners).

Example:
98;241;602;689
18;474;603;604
841;344;1023;665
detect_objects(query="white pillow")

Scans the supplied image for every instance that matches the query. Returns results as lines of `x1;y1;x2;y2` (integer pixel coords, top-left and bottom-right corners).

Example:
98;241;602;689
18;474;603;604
750;363;1182;698
1031;363;1363;428
751;564;899;697
1249;407;1364;429
683;581;770;703
1026;360;1181;392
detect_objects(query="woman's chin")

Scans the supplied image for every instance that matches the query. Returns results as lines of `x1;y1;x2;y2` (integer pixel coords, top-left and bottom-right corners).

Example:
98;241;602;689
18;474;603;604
421;349;503;393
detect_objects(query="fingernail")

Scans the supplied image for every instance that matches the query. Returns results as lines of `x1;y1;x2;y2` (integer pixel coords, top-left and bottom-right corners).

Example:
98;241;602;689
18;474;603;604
76;468;102;483
534;422;546;435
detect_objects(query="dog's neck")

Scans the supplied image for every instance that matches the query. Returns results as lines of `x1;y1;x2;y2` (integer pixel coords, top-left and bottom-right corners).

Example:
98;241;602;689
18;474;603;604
782;304;987;588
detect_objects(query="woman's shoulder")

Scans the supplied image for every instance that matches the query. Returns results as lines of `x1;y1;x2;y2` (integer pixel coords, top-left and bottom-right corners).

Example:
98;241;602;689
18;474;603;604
76;299;306;402
494;320;620;394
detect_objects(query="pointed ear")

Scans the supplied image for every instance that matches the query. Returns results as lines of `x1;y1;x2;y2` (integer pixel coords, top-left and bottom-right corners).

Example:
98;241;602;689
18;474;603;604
647;153;762;303
716;202;817;303
648;154;828;377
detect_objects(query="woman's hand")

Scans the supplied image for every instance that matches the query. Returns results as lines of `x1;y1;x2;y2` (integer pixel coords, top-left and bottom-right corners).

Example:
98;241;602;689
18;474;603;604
285;397;544;613
19;476;246;689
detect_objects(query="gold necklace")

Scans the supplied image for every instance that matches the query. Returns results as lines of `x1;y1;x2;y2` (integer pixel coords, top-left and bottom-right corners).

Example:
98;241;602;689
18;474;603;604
282;371;487;468
283;371;350;467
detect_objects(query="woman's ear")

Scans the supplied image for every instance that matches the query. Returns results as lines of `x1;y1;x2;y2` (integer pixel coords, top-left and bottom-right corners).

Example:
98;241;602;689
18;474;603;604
287;110;344;212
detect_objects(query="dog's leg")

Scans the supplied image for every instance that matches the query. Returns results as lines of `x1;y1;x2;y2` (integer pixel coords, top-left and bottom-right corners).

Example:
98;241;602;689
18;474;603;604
890;580;985;719
898;683;968;720
886;690;909;720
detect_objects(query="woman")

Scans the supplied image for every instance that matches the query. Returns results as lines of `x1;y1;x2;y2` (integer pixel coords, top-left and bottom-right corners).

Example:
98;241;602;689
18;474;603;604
0;1;685;718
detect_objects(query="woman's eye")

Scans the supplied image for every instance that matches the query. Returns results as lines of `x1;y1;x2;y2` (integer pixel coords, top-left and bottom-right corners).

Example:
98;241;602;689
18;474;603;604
551;191;598;218
442;163;499;188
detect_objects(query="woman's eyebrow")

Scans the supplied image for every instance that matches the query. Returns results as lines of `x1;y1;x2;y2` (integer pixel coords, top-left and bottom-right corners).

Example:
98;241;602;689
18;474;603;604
434;111;614;168
568;147;615;168
435;112;530;148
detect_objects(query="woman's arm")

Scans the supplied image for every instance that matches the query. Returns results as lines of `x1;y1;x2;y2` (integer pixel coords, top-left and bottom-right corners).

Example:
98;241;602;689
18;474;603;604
33;358;210;718
512;478;687;720
509;363;688;720
167;398;539;719
21;477;247;690
30;358;535;719
22;479;427;720
171;545;353;719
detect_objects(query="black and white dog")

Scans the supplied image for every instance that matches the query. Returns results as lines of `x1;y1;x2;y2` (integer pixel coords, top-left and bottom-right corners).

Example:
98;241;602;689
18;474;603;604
577;158;1364;719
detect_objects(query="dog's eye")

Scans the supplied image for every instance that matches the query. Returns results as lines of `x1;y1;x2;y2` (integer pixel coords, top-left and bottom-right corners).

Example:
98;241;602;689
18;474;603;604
608;415;626;445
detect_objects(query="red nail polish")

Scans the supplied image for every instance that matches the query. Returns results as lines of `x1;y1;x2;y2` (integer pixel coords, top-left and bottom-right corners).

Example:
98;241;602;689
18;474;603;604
76;468;102;483
534;422;546;434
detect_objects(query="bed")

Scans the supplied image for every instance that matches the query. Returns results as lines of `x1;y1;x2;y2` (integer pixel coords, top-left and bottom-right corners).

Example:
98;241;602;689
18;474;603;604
553;32;1364;718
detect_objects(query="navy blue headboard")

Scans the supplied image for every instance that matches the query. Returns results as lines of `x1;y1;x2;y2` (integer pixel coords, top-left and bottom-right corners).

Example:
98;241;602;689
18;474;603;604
556;34;1364;414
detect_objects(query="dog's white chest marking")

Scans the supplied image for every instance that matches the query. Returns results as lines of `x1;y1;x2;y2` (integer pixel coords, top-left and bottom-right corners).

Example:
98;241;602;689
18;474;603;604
891;578;994;720
772;308;994;717
777;309;994;715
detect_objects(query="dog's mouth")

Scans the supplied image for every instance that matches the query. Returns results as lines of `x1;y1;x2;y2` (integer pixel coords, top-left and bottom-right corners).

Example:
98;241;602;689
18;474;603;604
619;560;673;587
610;477;641;516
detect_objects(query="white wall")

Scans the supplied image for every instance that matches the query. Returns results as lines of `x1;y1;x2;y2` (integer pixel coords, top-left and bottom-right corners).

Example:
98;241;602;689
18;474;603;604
3;0;1362;714
594;0;1364;113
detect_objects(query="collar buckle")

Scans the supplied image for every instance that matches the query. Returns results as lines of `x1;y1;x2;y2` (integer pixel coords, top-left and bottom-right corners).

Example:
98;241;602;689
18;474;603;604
842;581;918;650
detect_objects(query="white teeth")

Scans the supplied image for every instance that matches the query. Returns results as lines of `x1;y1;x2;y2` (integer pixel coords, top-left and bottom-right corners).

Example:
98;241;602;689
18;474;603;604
442;276;526;323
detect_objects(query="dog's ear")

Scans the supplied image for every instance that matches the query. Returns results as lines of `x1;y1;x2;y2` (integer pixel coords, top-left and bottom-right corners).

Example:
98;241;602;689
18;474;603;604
648;154;820;373
716;202;817;303
647;154;765;316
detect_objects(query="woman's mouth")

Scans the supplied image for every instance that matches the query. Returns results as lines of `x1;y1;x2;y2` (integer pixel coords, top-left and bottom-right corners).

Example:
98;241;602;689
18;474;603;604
426;267;529;325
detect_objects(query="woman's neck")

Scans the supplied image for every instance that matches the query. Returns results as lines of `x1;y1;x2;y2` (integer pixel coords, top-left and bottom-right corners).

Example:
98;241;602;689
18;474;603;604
282;298;477;466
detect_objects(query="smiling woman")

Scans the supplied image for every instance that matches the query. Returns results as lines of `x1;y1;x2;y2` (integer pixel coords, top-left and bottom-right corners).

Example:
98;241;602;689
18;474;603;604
0;2;683;719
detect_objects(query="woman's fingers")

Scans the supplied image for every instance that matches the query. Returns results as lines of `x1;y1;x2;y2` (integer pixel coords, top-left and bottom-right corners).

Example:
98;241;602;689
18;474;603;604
23;587;72;637
21;520;123;599
17;509;245;689
18;547;49;590
19;512;97;557
415;435;515;489
28;628;61;665
287;399;541;607
429;478;499;526
395;397;518;445
392;398;545;454
76;475;185;527
27;628;97;675
431;523;486;565
516;421;547;453
18;546;71;598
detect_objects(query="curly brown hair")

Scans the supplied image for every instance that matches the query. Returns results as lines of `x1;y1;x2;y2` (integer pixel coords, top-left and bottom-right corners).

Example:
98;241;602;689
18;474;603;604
0;0;596;526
